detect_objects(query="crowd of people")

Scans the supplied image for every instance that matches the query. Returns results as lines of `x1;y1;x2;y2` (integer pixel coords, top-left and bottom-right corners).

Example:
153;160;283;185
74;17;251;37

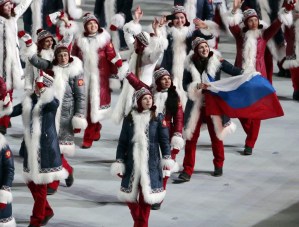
0;0;296;226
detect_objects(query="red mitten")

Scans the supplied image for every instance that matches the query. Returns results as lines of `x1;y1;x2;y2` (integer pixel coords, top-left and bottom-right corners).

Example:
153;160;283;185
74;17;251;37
18;30;33;46
46;11;64;27
285;0;296;11
73;128;81;134
115;59;123;68
171;148;180;160
0;203;7;209
110;24;118;31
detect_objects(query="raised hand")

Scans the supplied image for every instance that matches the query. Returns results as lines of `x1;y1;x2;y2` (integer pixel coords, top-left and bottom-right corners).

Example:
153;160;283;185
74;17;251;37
233;0;244;11
152;17;160;35
134;5;143;23
193;18;207;29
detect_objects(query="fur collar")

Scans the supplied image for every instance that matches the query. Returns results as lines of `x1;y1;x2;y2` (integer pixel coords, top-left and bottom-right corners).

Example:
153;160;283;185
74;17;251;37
185;50;221;82
39;49;54;61
242;29;263;74
154;92;168;115
76;29;111;53
52;56;83;80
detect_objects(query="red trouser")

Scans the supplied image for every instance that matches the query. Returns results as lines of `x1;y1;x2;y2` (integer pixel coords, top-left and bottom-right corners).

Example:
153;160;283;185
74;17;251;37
47;154;73;190
0;90;13;128
28;181;53;226
127;186;151;227
182;107;225;176
83;104;102;144
239;118;261;148
290;67;299;92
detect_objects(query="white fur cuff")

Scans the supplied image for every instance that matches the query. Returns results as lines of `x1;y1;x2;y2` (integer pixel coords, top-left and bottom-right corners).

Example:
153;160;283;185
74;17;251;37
60;143;75;157
226;8;243;26
123;20;142;36
161;158;175;170
117;61;129;80
24;42;37;59
201;20;220;37
111;13;126;29
110;162;126;177
0;189;12;204
59;20;79;37
171;135;185;150
72;115;87;130
148;35;168;52
109;78;121;91
187;82;202;101
211;115;237;140
278;8;293;27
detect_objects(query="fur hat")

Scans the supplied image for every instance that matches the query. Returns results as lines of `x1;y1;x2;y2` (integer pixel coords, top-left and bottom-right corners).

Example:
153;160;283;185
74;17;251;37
192;37;208;50
83;13;99;28
242;8;258;25
0;0;10;6
135;31;150;47
53;42;73;65
36;29;54;44
168;5;190;27
134;87;153;112
154;68;172;83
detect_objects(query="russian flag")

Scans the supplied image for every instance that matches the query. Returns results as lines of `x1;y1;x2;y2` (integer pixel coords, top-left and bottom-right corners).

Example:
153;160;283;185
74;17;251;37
205;73;284;120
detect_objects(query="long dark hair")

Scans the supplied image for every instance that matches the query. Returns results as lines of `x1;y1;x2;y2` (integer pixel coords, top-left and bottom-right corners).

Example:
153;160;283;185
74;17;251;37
165;86;179;116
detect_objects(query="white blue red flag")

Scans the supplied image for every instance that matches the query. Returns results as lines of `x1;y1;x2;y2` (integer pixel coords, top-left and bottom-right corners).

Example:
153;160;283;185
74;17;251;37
205;72;284;120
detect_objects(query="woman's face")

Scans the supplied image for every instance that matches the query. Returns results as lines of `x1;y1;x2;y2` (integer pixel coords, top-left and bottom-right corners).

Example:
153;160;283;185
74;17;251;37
57;51;69;65
85;20;98;34
141;95;153;110
160;75;172;89
247;17;259;30
1;2;13;17
42;37;54;50
196;43;210;58
173;13;186;28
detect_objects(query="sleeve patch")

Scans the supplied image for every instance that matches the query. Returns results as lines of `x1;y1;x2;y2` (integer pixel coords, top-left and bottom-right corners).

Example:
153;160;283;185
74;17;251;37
77;79;84;86
5;150;11;159
162;119;167;127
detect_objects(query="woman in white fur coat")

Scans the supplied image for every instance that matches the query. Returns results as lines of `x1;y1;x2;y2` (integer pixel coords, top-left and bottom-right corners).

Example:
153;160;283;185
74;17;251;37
178;37;242;182
0;78;15;227
282;1;299;101
159;5;220;109
227;0;293;155
0;134;15;227
111;86;173;227
0;0;33;134
25;43;87;171
11;76;68;227
71;13;126;149
112;6;168;125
